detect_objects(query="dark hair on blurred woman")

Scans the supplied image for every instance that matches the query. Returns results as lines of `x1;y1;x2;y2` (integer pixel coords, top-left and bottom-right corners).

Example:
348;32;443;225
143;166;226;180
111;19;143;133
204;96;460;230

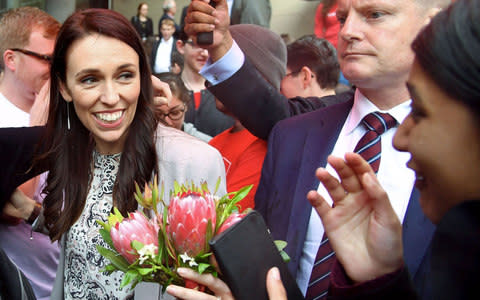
412;0;480;116
37;8;158;241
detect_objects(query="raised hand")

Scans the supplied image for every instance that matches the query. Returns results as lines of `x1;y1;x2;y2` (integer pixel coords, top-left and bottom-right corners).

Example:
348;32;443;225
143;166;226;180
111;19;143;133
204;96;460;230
184;0;233;62
307;153;404;283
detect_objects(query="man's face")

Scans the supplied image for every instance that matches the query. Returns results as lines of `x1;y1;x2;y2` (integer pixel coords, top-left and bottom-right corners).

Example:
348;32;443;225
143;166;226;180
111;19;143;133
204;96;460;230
15;29;55;100
336;0;429;91
177;39;208;74
161;24;175;41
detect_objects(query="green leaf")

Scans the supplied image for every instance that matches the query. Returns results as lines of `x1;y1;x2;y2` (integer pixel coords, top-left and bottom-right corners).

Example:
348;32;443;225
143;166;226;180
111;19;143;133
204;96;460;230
205;219;213;252
152;175;159;214
104;264;117;272
120;269;139;289
229;185;253;206
96;245;130;272
137;267;154;276
197;263;210;274
279;250;290;263
99;228;115;250
274;240;287;252
214;177;221;195
96;220;110;231
131;240;145;251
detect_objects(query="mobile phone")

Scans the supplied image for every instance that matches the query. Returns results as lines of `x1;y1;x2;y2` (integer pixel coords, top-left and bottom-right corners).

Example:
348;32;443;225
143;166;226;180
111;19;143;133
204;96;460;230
209;211;304;300
197;1;216;45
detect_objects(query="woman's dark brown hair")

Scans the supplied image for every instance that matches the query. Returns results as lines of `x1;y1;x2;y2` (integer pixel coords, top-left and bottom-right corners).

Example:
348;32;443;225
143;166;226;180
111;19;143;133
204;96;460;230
38;8;158;241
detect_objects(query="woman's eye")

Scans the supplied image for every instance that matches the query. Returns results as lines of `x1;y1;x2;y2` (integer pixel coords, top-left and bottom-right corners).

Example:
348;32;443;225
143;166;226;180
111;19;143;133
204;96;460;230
81;76;97;84
119;72;134;80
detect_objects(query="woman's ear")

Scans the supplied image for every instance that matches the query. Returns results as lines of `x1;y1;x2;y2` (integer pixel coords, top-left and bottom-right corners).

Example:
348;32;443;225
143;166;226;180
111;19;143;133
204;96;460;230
59;81;72;102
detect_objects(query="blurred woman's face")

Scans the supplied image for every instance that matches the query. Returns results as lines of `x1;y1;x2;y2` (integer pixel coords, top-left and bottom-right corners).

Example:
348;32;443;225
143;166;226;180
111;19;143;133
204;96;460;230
140;4;148;17
157;94;186;130
393;59;480;224
60;34;141;154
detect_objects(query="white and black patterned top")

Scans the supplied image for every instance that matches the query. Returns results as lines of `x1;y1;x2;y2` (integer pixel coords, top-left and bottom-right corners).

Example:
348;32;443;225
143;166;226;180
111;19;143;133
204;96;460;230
64;151;133;300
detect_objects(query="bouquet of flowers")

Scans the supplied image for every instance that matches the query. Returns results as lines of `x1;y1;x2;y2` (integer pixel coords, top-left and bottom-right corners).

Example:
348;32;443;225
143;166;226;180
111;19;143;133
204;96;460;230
96;177;288;292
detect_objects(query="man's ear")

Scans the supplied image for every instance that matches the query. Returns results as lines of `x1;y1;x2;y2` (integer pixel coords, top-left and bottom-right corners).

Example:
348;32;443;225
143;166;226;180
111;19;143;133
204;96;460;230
300;66;314;88
59;81;73;102
3;49;17;72
176;40;185;55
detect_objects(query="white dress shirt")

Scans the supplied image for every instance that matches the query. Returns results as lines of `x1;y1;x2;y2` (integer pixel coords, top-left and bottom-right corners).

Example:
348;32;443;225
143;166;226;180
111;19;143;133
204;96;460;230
296;89;415;295
154;37;174;74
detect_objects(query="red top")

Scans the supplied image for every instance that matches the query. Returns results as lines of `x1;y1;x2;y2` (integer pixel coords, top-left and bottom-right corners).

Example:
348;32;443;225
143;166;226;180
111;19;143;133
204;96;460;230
209;128;267;211
314;2;340;48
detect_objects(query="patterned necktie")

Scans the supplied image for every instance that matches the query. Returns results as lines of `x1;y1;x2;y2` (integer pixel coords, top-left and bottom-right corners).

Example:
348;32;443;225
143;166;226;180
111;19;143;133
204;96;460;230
305;234;334;300
305;112;396;300
354;112;397;173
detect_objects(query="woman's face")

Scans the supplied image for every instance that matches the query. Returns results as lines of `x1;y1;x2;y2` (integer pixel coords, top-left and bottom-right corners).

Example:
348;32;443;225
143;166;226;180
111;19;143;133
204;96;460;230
157;93;186;130
393;59;480;224
60;34;141;154
140;4;148;17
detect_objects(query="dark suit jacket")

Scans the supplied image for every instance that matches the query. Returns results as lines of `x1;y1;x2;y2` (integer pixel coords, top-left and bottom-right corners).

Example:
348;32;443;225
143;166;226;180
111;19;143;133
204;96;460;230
329;200;480;300
254;100;435;298
208;59;354;140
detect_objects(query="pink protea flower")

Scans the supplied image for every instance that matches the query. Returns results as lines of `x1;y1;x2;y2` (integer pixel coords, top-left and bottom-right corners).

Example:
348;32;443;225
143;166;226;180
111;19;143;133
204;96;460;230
167;190;217;257
110;211;159;264
217;212;246;235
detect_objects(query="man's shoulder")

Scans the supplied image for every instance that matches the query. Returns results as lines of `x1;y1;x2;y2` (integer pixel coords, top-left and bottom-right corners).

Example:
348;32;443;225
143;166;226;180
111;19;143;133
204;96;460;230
279;94;354;130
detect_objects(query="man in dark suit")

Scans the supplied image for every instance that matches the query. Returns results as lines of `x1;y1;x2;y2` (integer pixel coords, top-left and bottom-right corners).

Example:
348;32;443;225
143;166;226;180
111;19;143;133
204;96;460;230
184;0;450;298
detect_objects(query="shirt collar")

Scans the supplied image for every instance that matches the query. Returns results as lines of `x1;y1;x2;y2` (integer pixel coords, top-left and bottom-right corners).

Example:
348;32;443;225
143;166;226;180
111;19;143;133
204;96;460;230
344;89;412;134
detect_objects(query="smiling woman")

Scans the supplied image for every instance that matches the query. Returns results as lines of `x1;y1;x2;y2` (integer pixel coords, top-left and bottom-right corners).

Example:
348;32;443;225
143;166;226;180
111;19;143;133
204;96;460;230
0;8;226;300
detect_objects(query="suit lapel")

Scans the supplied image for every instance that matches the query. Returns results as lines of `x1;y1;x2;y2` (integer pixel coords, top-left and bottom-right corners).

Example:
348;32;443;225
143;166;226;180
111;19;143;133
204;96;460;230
403;188;436;277
285;99;354;277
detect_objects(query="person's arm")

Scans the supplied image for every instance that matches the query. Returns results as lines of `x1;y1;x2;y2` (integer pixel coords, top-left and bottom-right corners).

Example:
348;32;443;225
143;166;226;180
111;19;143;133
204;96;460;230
186;0;334;140
0;126;46;206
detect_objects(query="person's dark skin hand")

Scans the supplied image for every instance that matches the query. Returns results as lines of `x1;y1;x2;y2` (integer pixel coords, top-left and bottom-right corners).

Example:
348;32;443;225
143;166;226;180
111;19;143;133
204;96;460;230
184;0;233;62
307;153;404;283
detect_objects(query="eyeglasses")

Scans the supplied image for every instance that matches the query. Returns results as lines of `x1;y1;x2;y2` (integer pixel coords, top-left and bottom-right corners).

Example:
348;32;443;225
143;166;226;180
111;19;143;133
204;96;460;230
285;69;314;78
157;105;186;121
9;48;52;64
285;70;301;77
184;40;205;51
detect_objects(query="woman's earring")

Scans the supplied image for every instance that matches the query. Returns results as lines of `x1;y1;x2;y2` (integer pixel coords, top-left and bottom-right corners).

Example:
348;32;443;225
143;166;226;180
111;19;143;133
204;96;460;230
67;102;71;130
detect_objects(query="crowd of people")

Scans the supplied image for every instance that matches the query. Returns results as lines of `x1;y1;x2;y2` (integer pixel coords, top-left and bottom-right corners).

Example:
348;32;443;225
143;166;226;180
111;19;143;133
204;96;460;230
1;0;479;299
